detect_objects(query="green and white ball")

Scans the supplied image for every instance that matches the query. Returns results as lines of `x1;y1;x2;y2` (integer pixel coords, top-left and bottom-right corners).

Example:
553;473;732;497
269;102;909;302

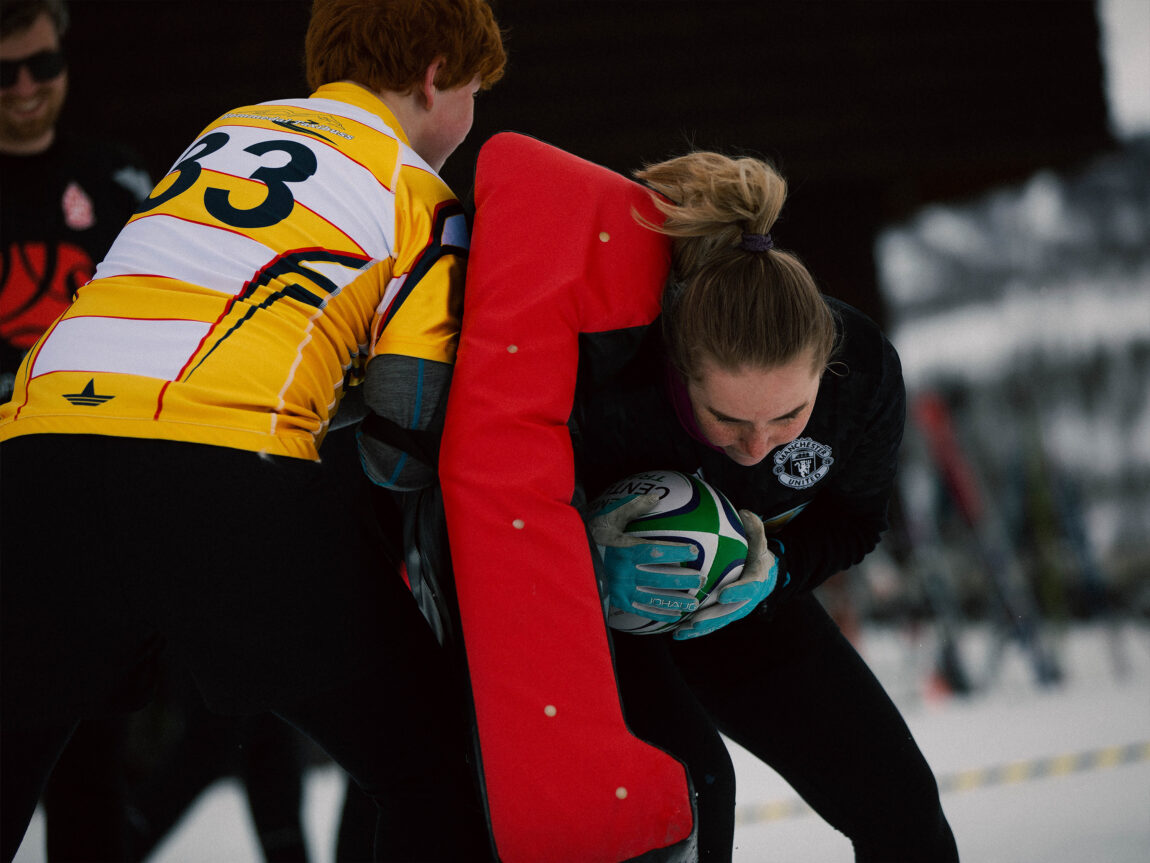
593;470;748;635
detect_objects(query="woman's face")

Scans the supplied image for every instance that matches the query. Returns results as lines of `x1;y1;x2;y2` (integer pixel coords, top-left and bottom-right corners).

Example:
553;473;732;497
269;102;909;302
687;352;821;467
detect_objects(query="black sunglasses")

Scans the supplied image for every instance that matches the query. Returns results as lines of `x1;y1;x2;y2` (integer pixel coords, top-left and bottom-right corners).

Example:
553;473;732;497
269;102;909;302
0;50;66;88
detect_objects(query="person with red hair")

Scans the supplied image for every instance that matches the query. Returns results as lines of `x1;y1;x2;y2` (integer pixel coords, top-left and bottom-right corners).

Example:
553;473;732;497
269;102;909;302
0;2;505;861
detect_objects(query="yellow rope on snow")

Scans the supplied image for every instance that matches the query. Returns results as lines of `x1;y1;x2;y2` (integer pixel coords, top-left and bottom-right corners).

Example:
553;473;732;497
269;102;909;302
734;741;1150;827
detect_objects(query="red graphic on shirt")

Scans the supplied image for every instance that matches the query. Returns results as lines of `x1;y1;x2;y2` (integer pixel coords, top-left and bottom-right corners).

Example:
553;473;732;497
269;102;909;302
0;242;94;349
62;181;96;231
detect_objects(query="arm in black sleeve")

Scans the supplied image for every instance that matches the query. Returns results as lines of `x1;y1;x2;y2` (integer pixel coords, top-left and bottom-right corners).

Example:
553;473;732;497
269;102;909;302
772;488;894;599
355;355;452;491
775;332;906;598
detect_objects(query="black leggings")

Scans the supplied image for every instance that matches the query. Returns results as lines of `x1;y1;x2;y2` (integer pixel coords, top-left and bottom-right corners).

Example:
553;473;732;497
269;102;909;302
272;668;489;862
614;634;736;861
1;434;488;862
1;665;489;863
615;594;959;863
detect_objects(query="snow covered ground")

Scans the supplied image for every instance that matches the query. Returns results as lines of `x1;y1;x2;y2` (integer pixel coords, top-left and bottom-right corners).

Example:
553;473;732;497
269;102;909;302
730;621;1150;863
13;622;1149;863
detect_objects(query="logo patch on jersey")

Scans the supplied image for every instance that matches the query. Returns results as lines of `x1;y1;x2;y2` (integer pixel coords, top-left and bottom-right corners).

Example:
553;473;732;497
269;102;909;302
63;379;114;407
272;118;333;142
772;436;833;490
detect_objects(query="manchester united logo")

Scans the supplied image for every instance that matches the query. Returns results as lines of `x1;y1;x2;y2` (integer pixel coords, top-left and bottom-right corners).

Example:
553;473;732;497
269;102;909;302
772;436;834;489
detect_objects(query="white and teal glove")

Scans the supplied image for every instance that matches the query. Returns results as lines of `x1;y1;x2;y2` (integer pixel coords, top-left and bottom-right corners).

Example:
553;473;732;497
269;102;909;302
673;509;782;640
588;493;705;622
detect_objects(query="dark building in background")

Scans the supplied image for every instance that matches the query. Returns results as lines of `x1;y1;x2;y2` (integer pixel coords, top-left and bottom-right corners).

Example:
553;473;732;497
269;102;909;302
62;0;1112;322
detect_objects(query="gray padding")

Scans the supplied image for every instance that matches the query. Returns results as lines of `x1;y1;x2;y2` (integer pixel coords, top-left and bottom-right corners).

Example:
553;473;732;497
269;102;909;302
357;356;451;490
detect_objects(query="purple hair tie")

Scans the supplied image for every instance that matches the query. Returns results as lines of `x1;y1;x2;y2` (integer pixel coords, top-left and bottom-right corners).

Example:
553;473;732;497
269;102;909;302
740;232;774;252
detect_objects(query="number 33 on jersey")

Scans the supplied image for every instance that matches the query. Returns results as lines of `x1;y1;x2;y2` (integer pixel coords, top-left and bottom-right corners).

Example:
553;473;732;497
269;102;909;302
0;83;468;460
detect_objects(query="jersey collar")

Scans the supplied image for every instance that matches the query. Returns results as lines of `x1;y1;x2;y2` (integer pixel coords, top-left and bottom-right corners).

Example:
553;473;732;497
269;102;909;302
309;81;413;148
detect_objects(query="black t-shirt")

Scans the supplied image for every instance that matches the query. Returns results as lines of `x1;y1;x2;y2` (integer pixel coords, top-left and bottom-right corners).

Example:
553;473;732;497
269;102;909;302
0;132;150;389
570;297;905;597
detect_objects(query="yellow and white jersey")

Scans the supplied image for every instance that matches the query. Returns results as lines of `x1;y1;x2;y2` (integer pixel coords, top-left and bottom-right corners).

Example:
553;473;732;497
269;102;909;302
0;83;468;460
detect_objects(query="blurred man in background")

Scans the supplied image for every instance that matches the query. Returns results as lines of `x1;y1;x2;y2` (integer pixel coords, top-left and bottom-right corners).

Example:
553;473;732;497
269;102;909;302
0;0;151;400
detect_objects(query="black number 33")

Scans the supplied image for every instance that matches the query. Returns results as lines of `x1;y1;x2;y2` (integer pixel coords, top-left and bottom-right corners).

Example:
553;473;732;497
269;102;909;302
136;131;317;229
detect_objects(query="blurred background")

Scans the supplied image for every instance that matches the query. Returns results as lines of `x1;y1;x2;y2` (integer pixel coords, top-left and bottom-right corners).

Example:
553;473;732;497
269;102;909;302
13;0;1149;860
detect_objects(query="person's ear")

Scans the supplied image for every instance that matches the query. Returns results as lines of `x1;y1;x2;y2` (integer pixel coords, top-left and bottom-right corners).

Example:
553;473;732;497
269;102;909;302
418;57;446;110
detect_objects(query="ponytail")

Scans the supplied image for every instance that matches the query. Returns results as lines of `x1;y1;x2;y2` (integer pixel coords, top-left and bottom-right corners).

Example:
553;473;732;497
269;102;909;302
633;152;836;380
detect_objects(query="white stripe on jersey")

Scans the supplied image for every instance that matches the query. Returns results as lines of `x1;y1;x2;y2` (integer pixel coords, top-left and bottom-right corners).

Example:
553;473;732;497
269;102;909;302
377;272;408;317
290;166;395;259
94;215;274;289
95;215;381;297
31;316;211;380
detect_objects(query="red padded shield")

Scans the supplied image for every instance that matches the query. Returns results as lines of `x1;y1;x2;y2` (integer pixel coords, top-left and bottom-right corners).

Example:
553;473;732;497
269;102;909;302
440;133;693;862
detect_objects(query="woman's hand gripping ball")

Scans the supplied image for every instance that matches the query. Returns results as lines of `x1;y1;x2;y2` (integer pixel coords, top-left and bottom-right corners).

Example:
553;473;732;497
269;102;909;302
588;493;706;623
673;509;780;640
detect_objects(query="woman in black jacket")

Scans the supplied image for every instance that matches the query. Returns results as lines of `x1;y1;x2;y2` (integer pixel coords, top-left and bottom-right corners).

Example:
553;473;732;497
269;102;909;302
580;151;959;862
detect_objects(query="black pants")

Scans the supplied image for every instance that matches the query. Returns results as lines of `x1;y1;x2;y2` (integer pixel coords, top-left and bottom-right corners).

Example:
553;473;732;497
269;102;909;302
122;670;311;863
1;434;487;862
1;670;488;863
615;594;959;863
41;717;132;863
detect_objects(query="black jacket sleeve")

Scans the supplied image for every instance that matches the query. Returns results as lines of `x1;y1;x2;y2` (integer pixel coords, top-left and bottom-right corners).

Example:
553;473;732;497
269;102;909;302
773;312;907;597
